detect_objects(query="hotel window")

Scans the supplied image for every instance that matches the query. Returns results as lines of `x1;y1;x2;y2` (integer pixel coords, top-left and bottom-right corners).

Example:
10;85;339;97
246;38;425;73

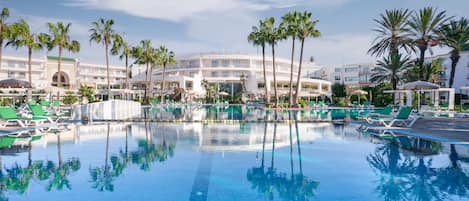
345;67;358;72
189;60;199;68
211;71;218;77
222;60;230;67
7;71;14;78
334;75;341;81
334;68;341;72
233;60;241;67
211;60;219;67
18;72;26;78
222;71;230;77
257;83;265;89
345;76;358;81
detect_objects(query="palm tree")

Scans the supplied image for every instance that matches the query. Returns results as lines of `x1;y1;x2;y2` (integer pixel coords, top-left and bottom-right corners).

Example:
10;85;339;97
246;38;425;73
437;17;469;88
248;20;269;105
408;7;450;80
156;46;176;104
368;9;413;57
133;40;157;104
371;53;413;90
45;22;80;101
111;34;133;100
264;17;286;108
294;11;320;106
0;7;10;67
281;11;300;107
5;19;48;89
89;18;120;100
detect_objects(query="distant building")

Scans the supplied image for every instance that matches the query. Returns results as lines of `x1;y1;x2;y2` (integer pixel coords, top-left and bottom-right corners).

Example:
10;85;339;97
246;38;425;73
428;50;469;94
312;63;376;87
131;52;332;99
0;55;127;96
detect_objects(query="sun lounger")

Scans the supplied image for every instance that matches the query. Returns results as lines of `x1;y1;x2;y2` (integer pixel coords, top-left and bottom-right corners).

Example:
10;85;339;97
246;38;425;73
366;106;419;128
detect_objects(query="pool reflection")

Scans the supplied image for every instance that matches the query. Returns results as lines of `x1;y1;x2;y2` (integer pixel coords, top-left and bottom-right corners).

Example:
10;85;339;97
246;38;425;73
0;119;467;200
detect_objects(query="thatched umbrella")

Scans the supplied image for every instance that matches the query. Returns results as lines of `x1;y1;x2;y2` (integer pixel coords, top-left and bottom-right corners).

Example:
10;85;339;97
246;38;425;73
0;79;30;88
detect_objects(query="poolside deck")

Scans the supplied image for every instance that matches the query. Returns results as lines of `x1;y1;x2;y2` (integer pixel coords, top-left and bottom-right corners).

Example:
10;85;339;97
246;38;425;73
370;117;469;145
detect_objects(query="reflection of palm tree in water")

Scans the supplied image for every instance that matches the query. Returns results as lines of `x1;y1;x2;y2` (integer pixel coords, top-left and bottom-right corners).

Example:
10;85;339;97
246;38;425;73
247;111;319;200
90;123;114;192
368;138;469;200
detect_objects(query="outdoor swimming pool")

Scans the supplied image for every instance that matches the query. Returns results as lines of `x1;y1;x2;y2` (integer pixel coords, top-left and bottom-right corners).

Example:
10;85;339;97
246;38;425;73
0;122;468;201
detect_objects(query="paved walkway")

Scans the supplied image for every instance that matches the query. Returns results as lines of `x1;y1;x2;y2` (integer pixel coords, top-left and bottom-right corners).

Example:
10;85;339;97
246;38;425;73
361;117;469;145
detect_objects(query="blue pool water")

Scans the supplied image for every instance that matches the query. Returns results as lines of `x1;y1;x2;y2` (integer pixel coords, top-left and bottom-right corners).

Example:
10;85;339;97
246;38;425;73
0;122;468;201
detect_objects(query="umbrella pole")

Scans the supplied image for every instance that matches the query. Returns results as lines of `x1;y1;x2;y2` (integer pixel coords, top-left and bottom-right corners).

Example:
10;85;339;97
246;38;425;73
418;90;420;112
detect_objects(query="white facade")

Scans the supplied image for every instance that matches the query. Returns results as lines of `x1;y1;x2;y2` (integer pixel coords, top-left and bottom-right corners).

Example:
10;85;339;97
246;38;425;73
132;52;332;98
429;51;469;94
315;63;376;87
0;55;127;95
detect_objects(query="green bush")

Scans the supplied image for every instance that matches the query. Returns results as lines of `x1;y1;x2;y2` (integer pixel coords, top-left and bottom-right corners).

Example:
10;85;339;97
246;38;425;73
63;91;78;105
298;99;307;108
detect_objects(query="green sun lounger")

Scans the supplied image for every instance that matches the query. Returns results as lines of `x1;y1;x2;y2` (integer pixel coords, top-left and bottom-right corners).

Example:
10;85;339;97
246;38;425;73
0;107;47;127
29;105;67;123
367;106;418;127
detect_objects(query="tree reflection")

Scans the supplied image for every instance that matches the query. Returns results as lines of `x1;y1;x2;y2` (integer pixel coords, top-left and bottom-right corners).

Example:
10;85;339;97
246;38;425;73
0;135;80;200
247;112;319;200
367;136;469;200
89;122;176;192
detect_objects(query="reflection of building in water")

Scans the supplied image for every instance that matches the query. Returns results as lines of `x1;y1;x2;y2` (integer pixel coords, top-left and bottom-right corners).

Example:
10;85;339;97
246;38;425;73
131;122;331;151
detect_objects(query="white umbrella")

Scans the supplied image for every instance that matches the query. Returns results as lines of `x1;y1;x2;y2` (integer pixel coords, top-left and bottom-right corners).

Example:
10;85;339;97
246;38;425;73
403;81;440;111
351;90;368;105
218;91;230;96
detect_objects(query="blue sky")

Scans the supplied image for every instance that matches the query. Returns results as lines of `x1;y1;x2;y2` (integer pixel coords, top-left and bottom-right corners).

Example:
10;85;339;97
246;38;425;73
2;0;468;65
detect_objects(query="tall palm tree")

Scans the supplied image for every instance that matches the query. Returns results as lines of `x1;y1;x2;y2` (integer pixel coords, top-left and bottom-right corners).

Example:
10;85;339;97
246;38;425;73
111;34;133;100
368;9;413;57
5;19;48;89
133;40;157;104
248;20;269;105
371;53;413;90
408;7;450;80
437;17;469;88
264;17;286;108
45;22;80;101
0;8;10;67
156;46;176;104
89;18;120;100
294;11;320;106
281;11;300;107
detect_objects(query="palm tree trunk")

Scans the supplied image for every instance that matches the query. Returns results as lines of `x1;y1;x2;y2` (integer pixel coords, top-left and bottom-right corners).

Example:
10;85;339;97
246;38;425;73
161;65;166;104
288;36;296;107
57;46;63;102
0;38;3;67
294;39;305;106
105;42;111;100
148;65;154;100
125;55;128;100
143;62;150;104
262;44;269;105
28;47;33;100
271;42;278;108
449;53;460;88
418;46;426;81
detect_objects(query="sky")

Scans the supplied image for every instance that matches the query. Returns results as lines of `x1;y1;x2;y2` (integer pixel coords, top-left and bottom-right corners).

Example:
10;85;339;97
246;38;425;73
1;0;468;66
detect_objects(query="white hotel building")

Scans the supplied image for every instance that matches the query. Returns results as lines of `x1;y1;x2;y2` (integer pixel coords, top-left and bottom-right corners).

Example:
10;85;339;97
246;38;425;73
132;52;332;99
0;55;127;96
